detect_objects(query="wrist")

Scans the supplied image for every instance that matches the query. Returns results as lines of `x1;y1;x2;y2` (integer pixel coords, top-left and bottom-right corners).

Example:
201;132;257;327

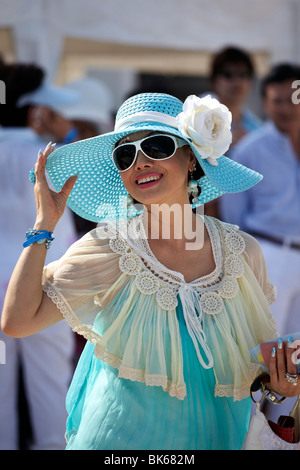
34;219;56;232
23;229;54;250
264;385;287;404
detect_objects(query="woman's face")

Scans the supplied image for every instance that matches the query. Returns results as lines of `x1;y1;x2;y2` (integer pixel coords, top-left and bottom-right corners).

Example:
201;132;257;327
117;131;196;209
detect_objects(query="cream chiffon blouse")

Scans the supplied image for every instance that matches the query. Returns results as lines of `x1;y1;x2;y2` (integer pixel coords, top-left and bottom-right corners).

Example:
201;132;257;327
42;215;278;401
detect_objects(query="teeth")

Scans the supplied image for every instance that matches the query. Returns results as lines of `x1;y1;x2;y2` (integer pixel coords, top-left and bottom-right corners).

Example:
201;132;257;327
137;175;160;184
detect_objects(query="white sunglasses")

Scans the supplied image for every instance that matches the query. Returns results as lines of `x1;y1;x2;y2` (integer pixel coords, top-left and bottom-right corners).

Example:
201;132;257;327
112;133;187;172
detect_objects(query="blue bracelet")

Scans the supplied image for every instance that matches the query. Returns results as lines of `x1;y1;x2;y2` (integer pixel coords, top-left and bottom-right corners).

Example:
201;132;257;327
29;168;36;184
23;229;54;249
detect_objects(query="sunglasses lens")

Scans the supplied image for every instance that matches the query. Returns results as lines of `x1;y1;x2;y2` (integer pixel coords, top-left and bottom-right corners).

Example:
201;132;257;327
141;135;175;159
113;144;136;171
113;135;178;171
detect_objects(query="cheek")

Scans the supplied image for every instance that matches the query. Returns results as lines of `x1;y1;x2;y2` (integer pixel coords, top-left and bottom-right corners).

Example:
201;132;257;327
120;172;132;193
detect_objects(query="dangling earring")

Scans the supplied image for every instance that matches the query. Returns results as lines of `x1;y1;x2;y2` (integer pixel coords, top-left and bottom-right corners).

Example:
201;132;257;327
126;194;136;217
187;164;201;204
126;194;143;217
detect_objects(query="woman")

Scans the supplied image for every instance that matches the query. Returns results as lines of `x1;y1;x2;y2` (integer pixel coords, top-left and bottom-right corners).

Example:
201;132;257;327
2;93;299;450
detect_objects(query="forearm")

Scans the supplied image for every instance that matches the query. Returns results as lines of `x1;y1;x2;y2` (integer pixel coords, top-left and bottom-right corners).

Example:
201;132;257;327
2;143;77;336
1;240;48;336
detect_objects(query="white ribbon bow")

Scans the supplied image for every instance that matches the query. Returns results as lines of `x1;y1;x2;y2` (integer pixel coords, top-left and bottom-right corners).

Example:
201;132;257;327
178;285;214;369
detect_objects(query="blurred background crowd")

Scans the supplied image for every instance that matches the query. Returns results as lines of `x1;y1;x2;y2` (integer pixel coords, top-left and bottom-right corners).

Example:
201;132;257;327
0;0;299;450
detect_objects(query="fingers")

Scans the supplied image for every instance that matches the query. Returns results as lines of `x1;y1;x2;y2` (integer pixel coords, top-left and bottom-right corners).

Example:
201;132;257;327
269;344;279;386
286;336;297;376
34;142;77;201
59;175;77;200
268;337;299;396
34;142;56;185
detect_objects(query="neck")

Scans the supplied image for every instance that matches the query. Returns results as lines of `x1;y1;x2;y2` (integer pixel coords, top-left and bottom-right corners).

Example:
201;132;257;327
142;202;205;250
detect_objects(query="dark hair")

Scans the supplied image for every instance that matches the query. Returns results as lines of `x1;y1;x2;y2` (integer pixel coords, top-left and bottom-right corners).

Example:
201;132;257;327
0;62;44;126
210;46;254;82
191;161;205;181
261;63;300;97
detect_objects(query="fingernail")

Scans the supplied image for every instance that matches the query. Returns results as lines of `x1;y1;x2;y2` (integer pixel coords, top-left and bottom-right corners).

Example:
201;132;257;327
272;346;276;357
46;141;52;149
277;337;283;349
288;336;293;348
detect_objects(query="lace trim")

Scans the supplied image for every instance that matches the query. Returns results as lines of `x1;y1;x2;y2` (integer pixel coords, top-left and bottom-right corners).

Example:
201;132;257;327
94;343;187;400
215;383;251;401
215;363;263;401
107;215;223;288
138;214;223;288
265;283;277;306
42;282;102;345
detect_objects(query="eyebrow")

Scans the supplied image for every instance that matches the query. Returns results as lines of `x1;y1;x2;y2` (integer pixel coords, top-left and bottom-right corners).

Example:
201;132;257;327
117;131;158;146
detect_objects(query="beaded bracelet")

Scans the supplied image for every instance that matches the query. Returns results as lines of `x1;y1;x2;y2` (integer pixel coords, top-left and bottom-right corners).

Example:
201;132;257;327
23;229;54;249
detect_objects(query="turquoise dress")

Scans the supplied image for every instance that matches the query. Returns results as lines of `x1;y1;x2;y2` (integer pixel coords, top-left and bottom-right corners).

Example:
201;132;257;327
65;300;251;450
42;216;278;450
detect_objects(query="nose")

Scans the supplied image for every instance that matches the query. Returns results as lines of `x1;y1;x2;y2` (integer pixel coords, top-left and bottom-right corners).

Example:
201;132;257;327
134;150;153;169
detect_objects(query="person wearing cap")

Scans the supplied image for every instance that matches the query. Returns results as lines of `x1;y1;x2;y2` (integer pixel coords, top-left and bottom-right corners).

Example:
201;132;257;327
55;77;114;140
0;62;78;450
2;92;299;450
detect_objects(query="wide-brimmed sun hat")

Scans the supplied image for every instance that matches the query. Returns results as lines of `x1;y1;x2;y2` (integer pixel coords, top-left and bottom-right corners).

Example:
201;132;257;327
45;92;262;222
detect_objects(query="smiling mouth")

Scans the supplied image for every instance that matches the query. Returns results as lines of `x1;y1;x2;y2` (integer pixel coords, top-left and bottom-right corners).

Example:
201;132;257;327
136;174;162;185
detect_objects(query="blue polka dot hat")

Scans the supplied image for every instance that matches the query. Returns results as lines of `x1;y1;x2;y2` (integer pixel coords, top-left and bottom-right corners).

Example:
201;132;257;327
45;92;262;222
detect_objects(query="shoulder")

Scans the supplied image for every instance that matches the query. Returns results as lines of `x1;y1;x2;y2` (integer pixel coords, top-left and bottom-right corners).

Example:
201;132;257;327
59;225;117;261
213;217;262;260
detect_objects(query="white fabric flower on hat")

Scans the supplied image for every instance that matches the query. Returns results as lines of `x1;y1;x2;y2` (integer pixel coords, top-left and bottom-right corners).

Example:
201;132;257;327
176;94;232;166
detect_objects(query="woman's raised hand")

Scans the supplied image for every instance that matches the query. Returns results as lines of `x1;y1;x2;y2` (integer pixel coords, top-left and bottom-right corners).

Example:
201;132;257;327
34;143;77;231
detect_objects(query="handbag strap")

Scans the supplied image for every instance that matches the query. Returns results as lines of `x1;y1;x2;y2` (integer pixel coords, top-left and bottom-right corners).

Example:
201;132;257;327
250;374;287;405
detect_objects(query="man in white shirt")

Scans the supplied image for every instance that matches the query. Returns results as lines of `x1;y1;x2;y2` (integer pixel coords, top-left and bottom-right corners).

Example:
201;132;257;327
220;64;300;337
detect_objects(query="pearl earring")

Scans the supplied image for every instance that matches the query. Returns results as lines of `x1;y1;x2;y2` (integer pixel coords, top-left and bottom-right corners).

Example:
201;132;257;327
126;194;144;217
126;194;136;217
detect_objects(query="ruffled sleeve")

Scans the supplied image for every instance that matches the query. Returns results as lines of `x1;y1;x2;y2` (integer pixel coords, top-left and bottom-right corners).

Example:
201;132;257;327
241;231;277;306
199;220;279;401
42;227;123;342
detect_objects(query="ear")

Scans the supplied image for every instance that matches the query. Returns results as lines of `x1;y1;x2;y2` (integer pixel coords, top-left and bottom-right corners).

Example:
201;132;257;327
187;147;197;170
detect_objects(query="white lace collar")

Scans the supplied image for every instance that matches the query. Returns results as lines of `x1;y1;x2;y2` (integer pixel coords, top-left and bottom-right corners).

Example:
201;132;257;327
108;214;223;287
